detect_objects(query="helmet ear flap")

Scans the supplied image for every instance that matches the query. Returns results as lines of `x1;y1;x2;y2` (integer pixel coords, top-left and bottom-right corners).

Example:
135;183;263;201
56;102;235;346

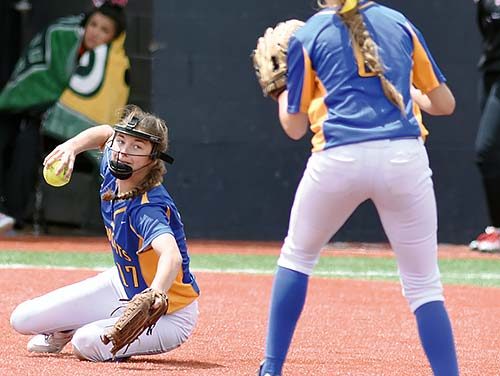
149;143;175;164
150;143;159;159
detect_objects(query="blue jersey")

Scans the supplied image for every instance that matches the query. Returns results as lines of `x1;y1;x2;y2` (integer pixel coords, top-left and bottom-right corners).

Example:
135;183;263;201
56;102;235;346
287;0;446;151
100;149;199;313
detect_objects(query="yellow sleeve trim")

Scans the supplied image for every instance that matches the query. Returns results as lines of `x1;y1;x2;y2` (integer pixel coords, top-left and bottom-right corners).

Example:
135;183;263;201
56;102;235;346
407;23;440;94
141;192;150;204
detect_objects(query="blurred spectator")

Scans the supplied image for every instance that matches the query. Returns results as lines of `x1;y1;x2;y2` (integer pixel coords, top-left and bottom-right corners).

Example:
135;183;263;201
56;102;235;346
470;0;500;252
0;0;129;234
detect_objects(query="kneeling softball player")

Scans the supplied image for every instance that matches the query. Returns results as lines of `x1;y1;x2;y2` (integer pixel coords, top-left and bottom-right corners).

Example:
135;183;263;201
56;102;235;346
10;105;200;361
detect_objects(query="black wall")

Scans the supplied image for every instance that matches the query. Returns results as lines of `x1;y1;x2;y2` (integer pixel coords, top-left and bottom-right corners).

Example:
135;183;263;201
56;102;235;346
0;0;153;231
151;0;486;244
0;0;22;86
0;0;486;243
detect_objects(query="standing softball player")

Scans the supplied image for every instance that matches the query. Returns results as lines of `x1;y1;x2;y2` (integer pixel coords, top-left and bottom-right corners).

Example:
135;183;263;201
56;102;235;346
253;1;459;375
10;105;200;361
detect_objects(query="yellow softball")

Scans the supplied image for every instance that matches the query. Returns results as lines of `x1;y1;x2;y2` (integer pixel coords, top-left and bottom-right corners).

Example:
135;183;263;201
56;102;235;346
43;160;70;187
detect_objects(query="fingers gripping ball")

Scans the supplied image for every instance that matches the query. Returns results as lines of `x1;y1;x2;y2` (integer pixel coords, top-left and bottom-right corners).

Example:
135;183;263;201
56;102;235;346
251;19;305;100
43;160;70;187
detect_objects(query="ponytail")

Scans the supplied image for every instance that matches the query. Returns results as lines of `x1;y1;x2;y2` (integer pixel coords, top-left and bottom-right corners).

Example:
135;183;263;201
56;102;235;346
317;0;405;113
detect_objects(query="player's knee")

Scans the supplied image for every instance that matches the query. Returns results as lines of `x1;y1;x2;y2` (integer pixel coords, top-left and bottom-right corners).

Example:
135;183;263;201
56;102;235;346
401;274;444;313
278;240;319;276
72;326;108;362
71;329;93;361
277;252;315;276
73;345;88;361
176;323;193;345
10;301;37;334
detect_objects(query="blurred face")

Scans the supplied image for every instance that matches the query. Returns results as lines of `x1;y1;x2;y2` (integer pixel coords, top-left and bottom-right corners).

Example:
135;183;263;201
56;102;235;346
83;12;117;50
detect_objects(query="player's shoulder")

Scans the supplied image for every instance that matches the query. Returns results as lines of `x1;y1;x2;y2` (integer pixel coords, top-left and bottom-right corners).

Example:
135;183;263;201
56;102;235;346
130;185;183;224
300;8;336;35
363;1;410;25
127;185;175;219
297;1;400;43
138;184;172;207
125;185;166;213
293;9;335;48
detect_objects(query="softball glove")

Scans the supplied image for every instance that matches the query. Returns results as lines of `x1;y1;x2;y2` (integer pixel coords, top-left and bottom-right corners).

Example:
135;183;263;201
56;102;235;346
101;288;168;355
251;19;305;100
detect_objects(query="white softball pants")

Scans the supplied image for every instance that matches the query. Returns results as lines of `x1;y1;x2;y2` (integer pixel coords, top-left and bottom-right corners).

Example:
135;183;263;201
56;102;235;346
10;268;198;361
278;138;443;312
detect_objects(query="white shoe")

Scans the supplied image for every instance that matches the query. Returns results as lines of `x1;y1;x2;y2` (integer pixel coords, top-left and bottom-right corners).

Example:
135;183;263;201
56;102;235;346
27;331;74;353
0;213;14;234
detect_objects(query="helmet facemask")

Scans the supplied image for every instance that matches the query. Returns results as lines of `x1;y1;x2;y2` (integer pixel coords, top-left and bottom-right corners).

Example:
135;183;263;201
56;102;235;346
108;116;174;180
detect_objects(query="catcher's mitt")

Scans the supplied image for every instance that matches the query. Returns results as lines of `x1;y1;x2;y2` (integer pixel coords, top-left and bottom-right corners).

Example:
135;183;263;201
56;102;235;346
101;288;168;355
251;19;305;100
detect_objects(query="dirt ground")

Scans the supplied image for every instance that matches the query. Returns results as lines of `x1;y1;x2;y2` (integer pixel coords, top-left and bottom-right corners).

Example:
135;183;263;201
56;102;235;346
1;237;499;375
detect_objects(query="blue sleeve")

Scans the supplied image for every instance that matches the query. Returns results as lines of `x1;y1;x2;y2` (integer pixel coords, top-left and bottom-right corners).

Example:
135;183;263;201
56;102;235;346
286;36;307;113
131;205;174;251
287;35;317;114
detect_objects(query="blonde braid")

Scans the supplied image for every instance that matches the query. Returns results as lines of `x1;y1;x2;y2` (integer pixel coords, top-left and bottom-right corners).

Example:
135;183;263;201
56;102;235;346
318;0;405;114
101;189;115;201
117;160;165;200
344;12;405;113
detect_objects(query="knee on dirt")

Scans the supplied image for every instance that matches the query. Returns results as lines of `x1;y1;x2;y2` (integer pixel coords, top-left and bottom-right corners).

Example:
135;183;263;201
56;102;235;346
71;325;109;362
10;301;38;334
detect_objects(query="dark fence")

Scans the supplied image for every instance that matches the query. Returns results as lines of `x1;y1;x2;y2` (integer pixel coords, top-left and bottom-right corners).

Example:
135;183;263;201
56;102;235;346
1;0;485;243
151;0;484;244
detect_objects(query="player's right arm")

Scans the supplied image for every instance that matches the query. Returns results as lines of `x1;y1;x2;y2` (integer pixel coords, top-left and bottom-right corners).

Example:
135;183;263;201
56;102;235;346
44;124;114;177
407;22;455;116
278;91;309;140
411;84;455;116
277;35;312;140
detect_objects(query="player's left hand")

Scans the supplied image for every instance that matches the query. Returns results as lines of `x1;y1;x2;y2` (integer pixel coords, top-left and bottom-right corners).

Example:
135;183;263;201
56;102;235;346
101;288;169;356
251;19;305;101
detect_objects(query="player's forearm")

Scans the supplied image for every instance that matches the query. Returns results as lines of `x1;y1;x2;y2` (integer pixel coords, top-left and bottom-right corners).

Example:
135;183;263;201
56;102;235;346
411;86;433;113
278;91;309;140
150;234;182;293
412;84;455;116
150;253;181;293
43;124;114;174
66;124;114;155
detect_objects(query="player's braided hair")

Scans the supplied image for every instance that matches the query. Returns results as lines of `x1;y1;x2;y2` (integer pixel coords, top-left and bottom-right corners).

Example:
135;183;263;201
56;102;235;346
317;0;405;114
102;105;168;201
